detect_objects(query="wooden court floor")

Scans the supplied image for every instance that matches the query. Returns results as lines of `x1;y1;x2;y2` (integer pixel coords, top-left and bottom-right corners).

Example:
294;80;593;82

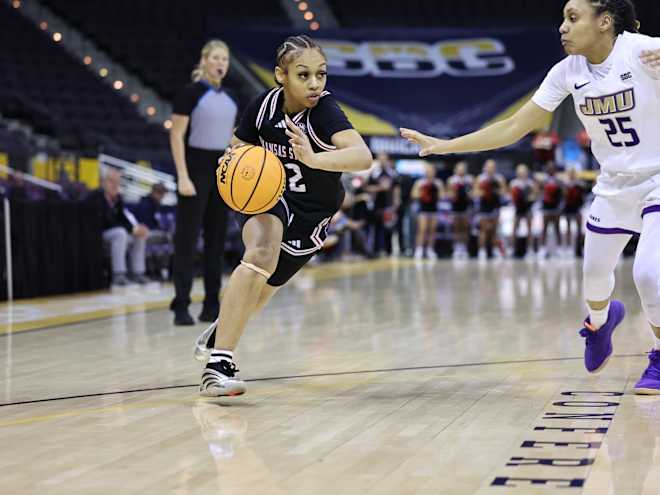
1;258;658;494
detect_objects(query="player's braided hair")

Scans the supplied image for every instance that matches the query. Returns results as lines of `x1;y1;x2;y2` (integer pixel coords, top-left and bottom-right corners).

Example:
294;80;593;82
589;0;640;34
275;35;326;84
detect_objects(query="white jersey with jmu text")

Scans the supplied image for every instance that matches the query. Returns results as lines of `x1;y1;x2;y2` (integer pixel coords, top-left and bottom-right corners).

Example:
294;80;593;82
533;32;660;175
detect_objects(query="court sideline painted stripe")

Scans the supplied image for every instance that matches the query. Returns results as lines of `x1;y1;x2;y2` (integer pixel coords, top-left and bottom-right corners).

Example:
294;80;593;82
0;352;646;408
0;258;413;336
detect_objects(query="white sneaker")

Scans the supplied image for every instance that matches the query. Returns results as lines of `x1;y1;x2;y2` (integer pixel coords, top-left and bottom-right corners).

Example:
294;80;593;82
427;249;437;260
194;319;218;362
200;360;246;397
414;247;424;259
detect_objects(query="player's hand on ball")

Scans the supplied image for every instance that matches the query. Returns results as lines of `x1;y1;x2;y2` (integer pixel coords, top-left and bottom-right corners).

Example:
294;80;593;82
285;114;317;167
178;175;197;196
217;143;246;168
400;128;450;157
640;49;660;69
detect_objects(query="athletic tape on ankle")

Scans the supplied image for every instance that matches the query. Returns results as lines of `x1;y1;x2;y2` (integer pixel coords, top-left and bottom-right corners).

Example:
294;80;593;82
240;260;271;279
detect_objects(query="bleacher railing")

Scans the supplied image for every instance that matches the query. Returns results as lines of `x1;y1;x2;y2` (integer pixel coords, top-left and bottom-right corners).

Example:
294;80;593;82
98;154;177;206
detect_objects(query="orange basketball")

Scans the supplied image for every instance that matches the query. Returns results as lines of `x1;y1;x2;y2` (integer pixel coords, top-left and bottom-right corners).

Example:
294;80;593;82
216;145;285;214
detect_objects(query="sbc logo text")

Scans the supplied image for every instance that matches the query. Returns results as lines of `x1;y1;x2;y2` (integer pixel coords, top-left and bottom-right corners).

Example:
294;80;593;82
320;38;515;78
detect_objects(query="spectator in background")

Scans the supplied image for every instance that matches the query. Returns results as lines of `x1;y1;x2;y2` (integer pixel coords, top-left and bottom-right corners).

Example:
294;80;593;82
396;173;415;257
576;129;595;170
563;167;586;256
135;183;172;280
509;164;538;256
366;152;400;256
540;161;565;258
411;162;444;259
349;175;372;250
532;130;560;169
323;193;373;260
169;40;236;325
447;161;473;259
474;159;507;259
135;183;167;231
87;168;149;286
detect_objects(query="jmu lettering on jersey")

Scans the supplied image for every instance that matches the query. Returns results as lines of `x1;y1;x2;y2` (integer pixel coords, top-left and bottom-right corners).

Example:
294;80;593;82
580;88;635;116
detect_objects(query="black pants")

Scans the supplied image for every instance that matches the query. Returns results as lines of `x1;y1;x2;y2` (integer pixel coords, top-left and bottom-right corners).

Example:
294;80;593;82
372;209;393;255
171;147;228;311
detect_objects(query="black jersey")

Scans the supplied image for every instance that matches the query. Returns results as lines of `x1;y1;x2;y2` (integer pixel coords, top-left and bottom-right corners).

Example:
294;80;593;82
542;176;564;211
564;180;585;213
477;173;504;213
417;179;440;212
510;178;534;214
235;88;353;217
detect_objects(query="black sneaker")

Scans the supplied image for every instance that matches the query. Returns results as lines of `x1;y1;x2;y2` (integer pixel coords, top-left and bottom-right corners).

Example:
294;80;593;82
112;273;130;286
198;304;219;323
174;309;195;326
132;274;150;284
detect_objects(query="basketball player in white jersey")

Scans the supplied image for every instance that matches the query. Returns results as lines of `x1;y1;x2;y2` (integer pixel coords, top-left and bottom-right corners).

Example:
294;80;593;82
402;0;660;394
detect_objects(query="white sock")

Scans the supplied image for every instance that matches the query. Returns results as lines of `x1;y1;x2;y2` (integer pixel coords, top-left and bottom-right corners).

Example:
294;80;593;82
589;303;610;329
209;349;233;364
653;332;660;351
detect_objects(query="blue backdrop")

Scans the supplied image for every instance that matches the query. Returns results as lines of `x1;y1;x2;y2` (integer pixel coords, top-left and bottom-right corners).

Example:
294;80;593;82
221;27;565;137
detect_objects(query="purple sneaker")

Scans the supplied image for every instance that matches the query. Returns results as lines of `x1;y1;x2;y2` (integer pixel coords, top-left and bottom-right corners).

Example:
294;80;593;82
578;300;625;374
634;350;660;395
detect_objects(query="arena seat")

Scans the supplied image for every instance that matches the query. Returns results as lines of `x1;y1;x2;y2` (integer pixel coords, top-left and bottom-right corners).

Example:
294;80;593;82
41;0;288;104
0;3;169;159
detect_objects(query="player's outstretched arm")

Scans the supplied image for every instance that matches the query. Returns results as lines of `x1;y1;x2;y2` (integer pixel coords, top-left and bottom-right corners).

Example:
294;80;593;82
400;100;551;157
285;115;372;172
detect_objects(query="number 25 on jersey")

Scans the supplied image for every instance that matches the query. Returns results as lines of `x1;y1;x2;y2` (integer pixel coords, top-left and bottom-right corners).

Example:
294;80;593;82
599;117;640;148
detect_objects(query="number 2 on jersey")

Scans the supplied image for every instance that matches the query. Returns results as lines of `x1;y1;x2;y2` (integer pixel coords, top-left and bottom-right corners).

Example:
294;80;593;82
284;163;307;193
599;117;640;148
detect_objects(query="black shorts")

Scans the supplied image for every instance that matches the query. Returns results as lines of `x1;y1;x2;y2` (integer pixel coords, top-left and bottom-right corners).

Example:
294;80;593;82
542;203;561;215
452;202;470;213
515;204;531;216
237;197;334;287
419;204;438;214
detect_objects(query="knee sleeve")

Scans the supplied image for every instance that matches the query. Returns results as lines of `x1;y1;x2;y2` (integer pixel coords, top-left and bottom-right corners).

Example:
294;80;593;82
583;255;616;302
633;261;660;325
634;213;660;325
582;231;630;302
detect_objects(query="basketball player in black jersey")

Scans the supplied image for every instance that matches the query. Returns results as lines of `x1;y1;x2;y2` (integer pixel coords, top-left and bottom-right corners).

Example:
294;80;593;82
193;35;372;397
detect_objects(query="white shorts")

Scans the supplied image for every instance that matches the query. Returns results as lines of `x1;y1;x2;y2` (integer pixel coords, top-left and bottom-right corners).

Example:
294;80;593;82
587;171;660;235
